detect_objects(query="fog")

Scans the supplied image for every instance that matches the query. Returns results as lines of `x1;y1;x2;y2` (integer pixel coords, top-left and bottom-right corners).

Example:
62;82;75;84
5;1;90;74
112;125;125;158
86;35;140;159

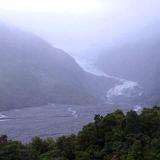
0;0;160;60
0;0;160;142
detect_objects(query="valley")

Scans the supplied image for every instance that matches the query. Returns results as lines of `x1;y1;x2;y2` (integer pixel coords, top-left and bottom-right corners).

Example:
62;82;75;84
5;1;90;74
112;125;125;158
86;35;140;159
75;58;144;106
0;103;137;142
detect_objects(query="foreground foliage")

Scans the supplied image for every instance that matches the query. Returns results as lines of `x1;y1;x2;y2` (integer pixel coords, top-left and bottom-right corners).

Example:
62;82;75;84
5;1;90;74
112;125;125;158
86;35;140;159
0;106;160;160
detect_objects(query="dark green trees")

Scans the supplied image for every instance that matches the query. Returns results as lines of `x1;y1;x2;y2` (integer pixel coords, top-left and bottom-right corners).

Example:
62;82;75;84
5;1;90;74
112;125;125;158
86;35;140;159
1;106;160;160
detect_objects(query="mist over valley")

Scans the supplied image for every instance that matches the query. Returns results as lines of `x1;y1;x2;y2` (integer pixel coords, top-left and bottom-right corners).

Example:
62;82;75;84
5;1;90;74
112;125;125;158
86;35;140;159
0;0;159;142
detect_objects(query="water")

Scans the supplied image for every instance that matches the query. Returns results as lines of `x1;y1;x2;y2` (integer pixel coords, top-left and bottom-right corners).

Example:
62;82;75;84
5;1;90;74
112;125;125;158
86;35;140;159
0;58;144;142
68;107;78;118
133;105;143;113
0;113;8;121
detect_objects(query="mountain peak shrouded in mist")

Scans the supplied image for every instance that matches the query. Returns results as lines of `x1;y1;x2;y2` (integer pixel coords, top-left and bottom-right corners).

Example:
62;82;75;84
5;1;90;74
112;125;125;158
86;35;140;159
0;0;159;108
0;21;119;110
0;0;160;59
0;0;160;149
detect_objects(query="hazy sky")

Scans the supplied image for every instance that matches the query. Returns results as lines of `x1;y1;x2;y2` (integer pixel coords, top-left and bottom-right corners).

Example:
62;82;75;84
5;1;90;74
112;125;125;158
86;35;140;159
0;0;105;14
0;0;160;59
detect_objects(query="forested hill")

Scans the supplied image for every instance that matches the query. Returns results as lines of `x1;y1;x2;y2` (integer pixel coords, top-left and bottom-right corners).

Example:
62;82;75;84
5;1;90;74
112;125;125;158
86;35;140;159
1;106;160;160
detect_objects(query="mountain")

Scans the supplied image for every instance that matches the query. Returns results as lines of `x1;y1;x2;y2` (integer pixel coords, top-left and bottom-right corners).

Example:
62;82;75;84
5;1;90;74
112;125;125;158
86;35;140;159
97;39;160;105
0;22;115;110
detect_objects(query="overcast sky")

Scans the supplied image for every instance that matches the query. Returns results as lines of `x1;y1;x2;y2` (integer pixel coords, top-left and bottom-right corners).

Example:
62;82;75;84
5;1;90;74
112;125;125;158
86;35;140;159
0;0;160;59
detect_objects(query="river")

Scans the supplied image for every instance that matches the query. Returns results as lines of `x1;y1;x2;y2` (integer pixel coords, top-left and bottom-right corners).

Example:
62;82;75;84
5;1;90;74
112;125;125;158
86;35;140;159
0;103;133;142
0;58;143;142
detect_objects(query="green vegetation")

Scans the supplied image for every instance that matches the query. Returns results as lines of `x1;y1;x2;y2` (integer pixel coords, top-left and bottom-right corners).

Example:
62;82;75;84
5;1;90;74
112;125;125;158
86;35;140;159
1;106;160;160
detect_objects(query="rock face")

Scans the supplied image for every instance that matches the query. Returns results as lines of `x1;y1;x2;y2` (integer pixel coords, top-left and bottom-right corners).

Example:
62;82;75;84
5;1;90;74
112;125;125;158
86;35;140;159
0;22;115;110
97;40;160;105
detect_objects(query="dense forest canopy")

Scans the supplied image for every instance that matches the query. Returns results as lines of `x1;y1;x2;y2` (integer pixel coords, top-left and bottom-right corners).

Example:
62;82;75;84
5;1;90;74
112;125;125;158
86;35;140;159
1;106;160;160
